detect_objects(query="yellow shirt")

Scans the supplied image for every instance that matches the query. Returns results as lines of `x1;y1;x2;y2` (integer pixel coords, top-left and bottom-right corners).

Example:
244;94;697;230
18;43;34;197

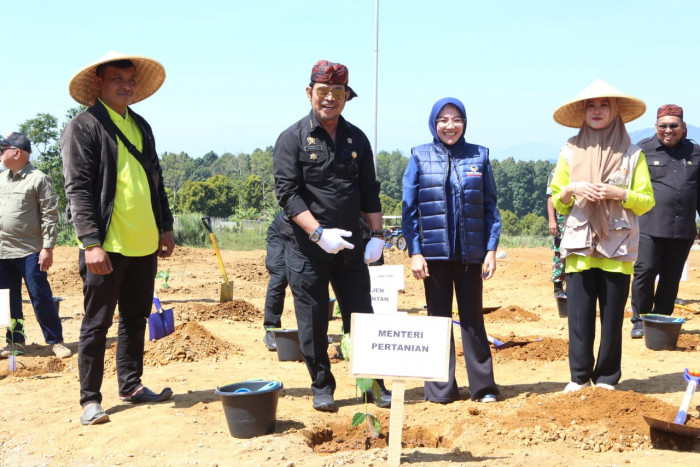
101;100;159;256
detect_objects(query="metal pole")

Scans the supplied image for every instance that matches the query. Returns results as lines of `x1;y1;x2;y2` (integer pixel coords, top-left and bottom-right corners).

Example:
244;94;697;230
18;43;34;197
372;0;379;171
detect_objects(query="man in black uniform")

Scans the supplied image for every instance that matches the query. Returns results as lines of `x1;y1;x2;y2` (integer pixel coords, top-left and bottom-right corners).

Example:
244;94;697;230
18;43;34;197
273;60;387;411
630;104;700;338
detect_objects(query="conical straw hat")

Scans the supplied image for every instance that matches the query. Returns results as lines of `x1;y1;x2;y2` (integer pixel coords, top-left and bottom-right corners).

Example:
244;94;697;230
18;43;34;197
69;51;166;106
553;79;646;128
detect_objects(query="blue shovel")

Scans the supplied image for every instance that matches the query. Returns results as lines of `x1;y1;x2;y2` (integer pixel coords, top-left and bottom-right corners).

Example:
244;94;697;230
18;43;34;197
149;292;175;341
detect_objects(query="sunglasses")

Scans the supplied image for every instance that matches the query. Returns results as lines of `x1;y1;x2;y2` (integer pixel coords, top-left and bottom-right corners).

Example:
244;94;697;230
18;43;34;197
657;123;681;130
340;150;358;177
315;86;347;101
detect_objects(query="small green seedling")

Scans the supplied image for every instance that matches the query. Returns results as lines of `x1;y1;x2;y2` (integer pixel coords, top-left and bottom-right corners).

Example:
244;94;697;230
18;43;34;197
155;268;171;289
6;319;27;373
340;333;382;438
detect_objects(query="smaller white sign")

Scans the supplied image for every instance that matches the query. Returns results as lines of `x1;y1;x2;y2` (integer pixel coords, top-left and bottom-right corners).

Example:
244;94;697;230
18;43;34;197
350;313;451;381
368;265;405;290
370;284;398;314
0;289;9;327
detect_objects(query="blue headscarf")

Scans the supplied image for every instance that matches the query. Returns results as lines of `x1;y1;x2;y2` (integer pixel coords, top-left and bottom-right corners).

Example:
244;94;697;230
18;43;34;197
428;97;467;149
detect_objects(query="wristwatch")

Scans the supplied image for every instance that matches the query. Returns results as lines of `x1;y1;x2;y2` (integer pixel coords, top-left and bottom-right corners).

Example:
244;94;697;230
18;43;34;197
370;229;385;238
309;226;324;243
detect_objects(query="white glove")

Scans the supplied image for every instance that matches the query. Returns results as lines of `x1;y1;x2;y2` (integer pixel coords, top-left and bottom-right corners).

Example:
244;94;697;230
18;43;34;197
364;237;384;264
318;228;354;254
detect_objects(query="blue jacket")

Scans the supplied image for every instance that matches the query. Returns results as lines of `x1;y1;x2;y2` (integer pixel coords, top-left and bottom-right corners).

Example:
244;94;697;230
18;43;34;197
402;97;501;262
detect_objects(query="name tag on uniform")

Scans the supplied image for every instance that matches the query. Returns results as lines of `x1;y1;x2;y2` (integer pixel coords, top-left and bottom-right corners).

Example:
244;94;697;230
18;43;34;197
304;145;322;151
653;160;660;165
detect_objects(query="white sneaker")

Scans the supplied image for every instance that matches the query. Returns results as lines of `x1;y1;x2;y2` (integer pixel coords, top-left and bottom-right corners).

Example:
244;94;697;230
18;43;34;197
595;383;615;390
52;342;72;359
563;381;591;393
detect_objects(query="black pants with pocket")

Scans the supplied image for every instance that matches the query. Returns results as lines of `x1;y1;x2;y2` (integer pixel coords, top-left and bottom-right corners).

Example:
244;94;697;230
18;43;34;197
284;232;374;396
567;268;629;386
263;229;288;329
422;261;497;402
631;234;694;322
77;250;157;407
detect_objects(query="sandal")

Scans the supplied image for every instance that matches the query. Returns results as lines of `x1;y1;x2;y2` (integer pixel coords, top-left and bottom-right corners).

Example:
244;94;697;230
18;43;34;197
120;386;173;404
80;403;110;426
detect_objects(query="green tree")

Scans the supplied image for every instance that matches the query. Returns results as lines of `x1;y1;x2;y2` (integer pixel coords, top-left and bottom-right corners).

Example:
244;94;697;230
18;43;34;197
206;175;238;217
519;212;548;236
499;209;520;236
250;146;275;204
160;151;194;197
376;150;407;201
19;113;65;212
379;194;402;216
240;174;264;211
175;180;217;214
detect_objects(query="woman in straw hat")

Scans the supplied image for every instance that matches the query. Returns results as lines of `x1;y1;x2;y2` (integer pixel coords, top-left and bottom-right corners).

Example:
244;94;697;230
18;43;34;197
550;79;655;393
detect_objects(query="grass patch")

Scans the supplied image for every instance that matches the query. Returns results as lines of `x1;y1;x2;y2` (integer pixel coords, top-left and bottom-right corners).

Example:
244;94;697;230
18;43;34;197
499;235;551;248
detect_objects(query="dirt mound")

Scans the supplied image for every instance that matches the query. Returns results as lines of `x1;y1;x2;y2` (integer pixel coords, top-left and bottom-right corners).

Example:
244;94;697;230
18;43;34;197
103;322;240;371
493;337;568;361
304;415;448;453
509;388;700;451
0;356;66;378
485;305;540;322
177;299;263;323
676;332;700;351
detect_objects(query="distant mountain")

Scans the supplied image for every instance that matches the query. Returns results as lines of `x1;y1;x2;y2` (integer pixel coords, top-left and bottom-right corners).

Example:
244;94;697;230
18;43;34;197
630;124;700;144
491;141;561;162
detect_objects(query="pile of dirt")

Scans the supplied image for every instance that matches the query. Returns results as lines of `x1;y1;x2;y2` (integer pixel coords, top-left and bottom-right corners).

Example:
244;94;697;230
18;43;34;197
676;332;700;351
176;299;263;323
0;356;66;378
493;337;569;362
103;322;240;371
485;305;540;322
508;388;700;451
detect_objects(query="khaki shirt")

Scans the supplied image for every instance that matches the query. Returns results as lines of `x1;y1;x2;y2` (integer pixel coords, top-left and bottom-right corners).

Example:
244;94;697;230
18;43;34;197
0;163;58;259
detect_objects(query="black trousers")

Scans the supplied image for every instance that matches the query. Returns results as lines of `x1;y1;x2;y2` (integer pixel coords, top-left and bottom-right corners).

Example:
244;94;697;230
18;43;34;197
284;236;373;396
263;230;288;329
77;250;157;407
423;261;497;402
567;268;629;386
631;234;694;322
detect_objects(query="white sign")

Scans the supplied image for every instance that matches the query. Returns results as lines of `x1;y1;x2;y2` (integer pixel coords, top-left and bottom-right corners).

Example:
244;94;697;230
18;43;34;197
368;265;405;290
349;313;451;381
370;285;398;314
0;289;9;327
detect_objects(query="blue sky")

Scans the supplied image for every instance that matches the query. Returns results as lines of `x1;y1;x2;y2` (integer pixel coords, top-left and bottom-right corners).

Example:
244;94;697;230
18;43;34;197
2;1;699;161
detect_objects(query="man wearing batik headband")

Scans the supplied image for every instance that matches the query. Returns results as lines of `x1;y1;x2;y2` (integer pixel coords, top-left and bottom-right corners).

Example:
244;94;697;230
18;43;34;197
273;59;388;412
62;51;175;426
629;105;700;338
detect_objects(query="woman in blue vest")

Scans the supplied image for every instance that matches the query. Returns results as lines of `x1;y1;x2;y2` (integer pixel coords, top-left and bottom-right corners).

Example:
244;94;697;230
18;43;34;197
402;97;501;403
550;80;654;392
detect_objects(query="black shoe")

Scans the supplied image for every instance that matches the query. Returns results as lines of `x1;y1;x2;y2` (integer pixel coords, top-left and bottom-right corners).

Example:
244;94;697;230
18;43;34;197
121;386;173;404
312;393;336;412
263;331;277;351
630;322;644;339
362;388;392;408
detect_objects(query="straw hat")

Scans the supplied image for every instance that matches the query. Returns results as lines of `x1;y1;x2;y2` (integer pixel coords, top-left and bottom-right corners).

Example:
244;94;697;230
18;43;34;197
553;79;646;128
68;51;166;106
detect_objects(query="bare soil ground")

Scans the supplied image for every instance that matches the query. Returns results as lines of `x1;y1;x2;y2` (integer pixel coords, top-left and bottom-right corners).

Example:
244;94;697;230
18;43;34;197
1;246;699;466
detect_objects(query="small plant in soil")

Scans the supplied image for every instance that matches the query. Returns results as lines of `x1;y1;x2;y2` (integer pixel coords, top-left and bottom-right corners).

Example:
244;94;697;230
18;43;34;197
341;333;382;438
155;268;171;289
6;319;27;373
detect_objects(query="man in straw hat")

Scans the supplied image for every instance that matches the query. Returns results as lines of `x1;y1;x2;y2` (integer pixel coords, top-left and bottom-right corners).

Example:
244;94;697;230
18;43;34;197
629;105;700;338
550;79;654;392
0;132;71;360
273;60;389;412
61;51;175;425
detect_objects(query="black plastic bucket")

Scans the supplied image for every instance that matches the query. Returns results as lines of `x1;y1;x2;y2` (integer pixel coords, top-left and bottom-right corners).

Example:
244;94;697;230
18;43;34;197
556;297;567;318
273;329;303;361
215;381;283;438
641;314;685;351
